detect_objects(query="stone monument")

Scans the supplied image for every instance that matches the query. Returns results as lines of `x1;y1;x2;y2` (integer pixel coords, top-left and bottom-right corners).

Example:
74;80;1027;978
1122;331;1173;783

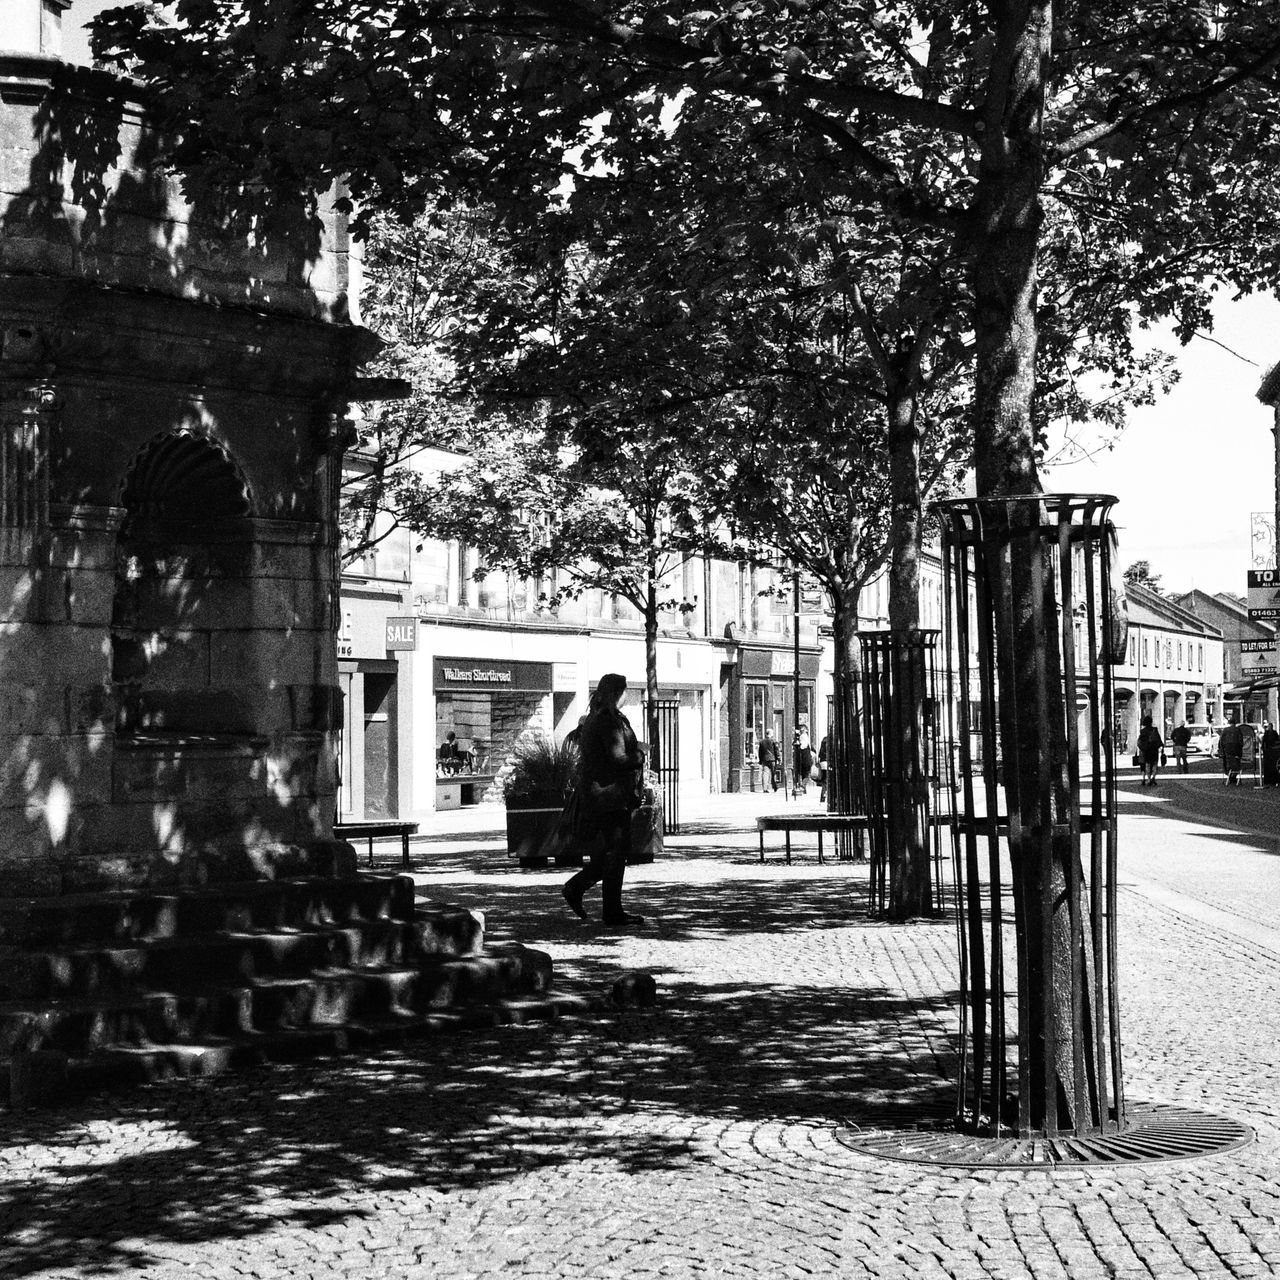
1;9;375;896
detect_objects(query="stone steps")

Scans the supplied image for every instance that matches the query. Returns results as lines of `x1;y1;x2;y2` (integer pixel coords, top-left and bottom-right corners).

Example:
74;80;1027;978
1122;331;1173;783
1;873;572;1107
0;876;454;947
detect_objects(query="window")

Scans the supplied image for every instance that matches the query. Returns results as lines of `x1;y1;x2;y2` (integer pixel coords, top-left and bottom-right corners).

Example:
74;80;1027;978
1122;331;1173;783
745;684;767;760
1129;635;1137;665
1143;637;1149;664
1199;644;1203;672
1178;642;1183;669
1165;640;1172;667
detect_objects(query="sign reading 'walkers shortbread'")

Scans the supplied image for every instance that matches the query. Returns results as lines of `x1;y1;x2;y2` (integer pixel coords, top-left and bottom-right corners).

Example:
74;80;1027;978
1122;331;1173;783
433;657;553;692
1247;569;1280;619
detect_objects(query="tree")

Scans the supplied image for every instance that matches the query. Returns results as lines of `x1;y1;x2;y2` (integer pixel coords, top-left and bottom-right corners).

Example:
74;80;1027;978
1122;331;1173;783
341;209;514;567
94;0;1280;1134
1123;561;1164;596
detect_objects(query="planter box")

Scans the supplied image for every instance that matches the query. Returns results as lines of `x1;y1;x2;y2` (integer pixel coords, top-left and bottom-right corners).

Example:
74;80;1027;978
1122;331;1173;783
505;797;570;866
507;801;664;867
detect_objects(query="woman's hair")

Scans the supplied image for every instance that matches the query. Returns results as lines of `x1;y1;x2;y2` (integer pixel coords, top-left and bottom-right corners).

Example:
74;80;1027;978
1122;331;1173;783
590;672;627;712
1141;715;1152;727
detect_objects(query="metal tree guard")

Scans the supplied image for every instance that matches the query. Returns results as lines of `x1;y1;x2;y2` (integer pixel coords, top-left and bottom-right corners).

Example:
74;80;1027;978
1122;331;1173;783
860;630;947;917
825;668;866;860
937;494;1124;1139
644;697;681;834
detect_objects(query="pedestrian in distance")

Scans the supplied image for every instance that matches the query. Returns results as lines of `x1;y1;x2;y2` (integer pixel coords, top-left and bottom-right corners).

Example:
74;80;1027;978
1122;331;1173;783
1263;722;1280;788
562;673;648;928
792;722;813;796
1218;714;1245;787
1136;714;1162;787
1169;721;1192;774
757;729;781;792
817;734;829;803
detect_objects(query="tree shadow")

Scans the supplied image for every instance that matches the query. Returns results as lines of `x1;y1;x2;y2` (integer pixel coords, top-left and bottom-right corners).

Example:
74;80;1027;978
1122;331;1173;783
0;970;958;1277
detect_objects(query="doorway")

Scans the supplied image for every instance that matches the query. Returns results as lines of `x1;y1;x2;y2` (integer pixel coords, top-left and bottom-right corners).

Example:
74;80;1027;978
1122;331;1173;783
363;671;397;818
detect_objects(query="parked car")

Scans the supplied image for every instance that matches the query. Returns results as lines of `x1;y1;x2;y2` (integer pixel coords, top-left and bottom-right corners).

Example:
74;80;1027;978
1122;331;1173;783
1184;724;1219;756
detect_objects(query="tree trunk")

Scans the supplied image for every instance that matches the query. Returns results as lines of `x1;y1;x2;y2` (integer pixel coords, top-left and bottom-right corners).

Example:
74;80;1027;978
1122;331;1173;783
887;379;922;633
643;576;660;769
968;0;1104;1133
882;378;933;918
828;578;866;827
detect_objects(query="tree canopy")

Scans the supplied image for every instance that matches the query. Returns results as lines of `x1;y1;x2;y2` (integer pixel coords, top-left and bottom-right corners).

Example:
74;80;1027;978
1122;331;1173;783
94;0;1280;494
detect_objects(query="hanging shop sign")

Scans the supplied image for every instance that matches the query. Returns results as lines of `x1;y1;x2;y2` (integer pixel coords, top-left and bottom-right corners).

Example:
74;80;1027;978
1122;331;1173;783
385;617;417;651
1247;568;1280;619
433;657;553;692
740;645;821;680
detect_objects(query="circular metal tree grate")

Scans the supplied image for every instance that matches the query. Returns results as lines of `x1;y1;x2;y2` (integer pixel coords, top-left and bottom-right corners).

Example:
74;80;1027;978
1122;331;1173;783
837;1101;1253;1169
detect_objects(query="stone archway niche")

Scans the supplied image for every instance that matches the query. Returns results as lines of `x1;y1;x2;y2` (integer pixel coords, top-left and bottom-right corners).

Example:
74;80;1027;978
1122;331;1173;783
101;429;348;888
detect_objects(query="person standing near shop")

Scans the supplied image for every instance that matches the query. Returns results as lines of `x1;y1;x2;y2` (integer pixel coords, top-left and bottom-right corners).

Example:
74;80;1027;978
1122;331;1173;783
1262;722;1280;787
1219;714;1245;786
1169;721;1192;774
758;729;781;791
562;673;648;928
793;722;813;796
1137;714;1163;787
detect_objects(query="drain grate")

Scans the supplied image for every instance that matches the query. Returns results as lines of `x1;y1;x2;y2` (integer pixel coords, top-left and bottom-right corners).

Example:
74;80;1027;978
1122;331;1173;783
836;1100;1253;1169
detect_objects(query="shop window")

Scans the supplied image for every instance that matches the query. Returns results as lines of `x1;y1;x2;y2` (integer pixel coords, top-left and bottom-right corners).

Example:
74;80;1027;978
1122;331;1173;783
745;683;766;759
416;538;450;605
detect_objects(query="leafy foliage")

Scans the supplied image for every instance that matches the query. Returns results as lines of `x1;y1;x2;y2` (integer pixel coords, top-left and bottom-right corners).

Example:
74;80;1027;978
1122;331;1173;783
93;0;1280;498
1123;560;1164;596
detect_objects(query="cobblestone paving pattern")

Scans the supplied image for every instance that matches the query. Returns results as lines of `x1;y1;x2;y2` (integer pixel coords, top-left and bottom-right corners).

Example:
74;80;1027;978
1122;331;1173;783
1;796;1278;1279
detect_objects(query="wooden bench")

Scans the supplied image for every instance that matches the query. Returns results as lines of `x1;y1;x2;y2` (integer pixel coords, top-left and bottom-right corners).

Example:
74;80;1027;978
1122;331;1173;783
756;814;870;864
334;820;420;869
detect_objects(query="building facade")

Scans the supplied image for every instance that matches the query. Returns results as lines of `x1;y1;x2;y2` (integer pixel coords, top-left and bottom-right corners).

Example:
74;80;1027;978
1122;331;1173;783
1174;588;1277;726
1110;583;1224;753
336;447;826;820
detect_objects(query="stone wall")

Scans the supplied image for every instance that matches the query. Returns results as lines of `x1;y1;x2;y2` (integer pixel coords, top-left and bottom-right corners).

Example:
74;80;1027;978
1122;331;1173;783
0;56;376;895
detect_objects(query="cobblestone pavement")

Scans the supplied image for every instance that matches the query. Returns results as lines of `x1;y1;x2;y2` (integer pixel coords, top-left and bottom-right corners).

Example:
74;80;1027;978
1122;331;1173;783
2;787;1279;1279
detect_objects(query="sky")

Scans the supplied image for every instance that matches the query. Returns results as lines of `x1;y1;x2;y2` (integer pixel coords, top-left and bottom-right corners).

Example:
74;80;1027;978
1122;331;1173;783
63;0;116;64
61;3;1280;601
1041;291;1280;599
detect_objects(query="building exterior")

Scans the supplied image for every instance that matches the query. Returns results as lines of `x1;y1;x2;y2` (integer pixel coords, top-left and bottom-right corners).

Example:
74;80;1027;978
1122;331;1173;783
1110;584;1224;753
337;482;1237;818
1174;588;1277;725
337;450;830;820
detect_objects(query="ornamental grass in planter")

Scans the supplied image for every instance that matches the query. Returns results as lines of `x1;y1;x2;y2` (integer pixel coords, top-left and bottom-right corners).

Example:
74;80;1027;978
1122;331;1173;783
502;734;579;809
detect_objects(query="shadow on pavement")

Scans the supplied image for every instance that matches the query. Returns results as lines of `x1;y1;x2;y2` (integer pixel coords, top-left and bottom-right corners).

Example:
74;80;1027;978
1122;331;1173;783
0;973;958;1278
0;812;962;1275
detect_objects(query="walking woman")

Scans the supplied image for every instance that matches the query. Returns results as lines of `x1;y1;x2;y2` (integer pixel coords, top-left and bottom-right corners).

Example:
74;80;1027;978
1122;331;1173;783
1137;714;1163;787
562;673;648;928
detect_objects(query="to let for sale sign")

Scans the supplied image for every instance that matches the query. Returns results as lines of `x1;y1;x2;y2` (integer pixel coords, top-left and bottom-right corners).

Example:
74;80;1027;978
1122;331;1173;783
1241;637;1280;675
1247;569;1280;619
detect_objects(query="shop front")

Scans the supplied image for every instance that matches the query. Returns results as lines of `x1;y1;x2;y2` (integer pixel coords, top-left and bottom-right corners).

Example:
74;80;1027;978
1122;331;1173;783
729;643;821;791
433;656;557;809
336;603;416;823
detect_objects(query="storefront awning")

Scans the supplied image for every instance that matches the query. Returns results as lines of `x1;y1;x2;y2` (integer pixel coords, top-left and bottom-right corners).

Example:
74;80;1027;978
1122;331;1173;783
1223;676;1280;699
